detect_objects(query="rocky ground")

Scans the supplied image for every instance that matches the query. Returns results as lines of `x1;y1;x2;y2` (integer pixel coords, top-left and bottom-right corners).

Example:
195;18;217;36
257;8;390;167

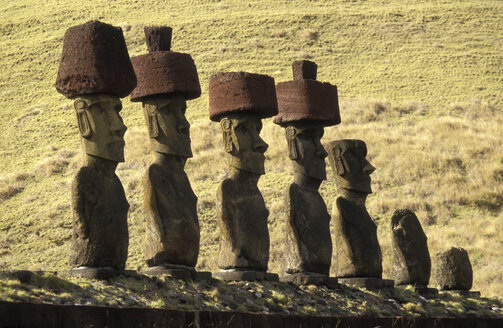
0;271;501;318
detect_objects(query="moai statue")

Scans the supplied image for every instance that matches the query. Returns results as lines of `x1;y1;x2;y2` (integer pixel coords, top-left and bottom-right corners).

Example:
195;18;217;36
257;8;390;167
273;60;340;288
129;26;209;280
208;72;279;282
55;20;137;279
328;139;394;289
390;209;437;295
435;247;480;297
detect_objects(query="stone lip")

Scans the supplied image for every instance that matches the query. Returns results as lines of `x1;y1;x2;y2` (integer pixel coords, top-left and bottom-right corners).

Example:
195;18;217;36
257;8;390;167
55;20;137;99
130;51;201;102
273;80;341;127
208;72;278;122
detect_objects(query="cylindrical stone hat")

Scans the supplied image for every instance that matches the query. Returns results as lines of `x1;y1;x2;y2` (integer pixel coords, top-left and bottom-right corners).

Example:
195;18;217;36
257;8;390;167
208;72;278;122
273;60;341;127
129;26;201;102
55;20;137;99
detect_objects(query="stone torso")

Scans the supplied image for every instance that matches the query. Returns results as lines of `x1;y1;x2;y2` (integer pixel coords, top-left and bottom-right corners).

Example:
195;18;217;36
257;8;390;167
283;183;332;275
70;166;129;270
332;196;382;278
216;178;270;271
143;163;199;267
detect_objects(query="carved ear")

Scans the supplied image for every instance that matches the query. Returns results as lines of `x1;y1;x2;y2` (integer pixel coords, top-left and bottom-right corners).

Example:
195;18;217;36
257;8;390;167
220;117;235;153
74;99;91;138
334;146;345;175
286;126;298;160
147;112;159;138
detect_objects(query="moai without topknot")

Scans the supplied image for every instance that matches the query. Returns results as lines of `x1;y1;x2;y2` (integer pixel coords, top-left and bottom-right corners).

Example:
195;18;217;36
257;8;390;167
208;72;279;282
328;139;394;289
390;209;437;295
435;247;480;297
55;20;137;278
130;26;209;280
273;60;340;288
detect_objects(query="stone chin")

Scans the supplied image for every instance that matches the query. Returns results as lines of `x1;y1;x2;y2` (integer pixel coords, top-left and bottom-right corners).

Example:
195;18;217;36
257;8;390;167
334;175;372;194
230;153;265;175
151;140;193;159
82;139;125;163
293;160;326;181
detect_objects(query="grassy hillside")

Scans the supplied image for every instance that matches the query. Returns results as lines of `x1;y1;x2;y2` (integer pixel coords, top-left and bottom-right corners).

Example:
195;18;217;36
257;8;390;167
0;0;502;298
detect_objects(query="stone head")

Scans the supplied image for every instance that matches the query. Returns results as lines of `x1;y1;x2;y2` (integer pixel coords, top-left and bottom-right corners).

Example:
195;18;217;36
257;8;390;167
142;95;192;158
74;94;127;162
285;124;328;181
328;139;375;194
219;113;268;175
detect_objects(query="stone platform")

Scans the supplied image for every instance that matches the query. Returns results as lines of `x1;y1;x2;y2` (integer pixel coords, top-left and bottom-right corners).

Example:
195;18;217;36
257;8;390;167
212;270;279;282
280;273;339;289
143;265;212;282
397;285;439;296
441;290;481;298
64;267;137;280
339;277;394;290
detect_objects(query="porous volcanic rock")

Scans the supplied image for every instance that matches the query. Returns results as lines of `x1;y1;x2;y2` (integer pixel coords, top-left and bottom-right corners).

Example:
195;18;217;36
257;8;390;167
144;26;172;52
435;246;473;290
208;72;278;122
130;52;201;101
55;20;137;99
390;209;431;286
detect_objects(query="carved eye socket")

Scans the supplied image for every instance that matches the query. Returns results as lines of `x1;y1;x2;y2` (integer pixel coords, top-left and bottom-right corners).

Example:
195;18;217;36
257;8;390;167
95;104;104;114
115;103;122;112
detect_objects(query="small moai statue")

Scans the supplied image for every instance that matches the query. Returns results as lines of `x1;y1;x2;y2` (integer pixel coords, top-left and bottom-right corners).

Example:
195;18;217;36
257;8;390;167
129;27;209;280
327;139;394;289
208;72;279;282
273;60;340;288
435;247;480;297
390;209;437;295
55;20;137;279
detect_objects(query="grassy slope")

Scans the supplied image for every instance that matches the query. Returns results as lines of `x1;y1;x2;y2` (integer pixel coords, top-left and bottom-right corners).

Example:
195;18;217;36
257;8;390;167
0;0;502;298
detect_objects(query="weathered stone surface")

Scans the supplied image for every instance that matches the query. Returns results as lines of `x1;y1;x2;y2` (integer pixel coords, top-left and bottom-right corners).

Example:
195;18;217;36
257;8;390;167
396;285;439;296
280;273;338;289
144;26;172;52
442;290;481;298
292;60;317;81
70;164;129;270
332;197;382;278
143;157;199;268
73;95;127;163
274;80;340;126
66;267;136;280
339;277;394;290
130;52;201;101
283;183;332;275
328;139;382;278
213;270;278;282
390;209;431;286
209;72;278;122
435;247;473;291
55;20;136;99
327;139;375;194
216;175;270;271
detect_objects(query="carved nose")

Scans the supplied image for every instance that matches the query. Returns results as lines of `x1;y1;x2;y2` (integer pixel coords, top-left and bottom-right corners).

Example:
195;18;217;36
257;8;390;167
109;112;127;137
362;161;375;175
176;115;190;134
317;146;328;159
253;136;269;153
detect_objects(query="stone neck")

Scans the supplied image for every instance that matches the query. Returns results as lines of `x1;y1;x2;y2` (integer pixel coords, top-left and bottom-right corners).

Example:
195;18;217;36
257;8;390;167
229;167;260;186
338;187;368;207
154;152;186;171
293;171;322;191
84;154;118;177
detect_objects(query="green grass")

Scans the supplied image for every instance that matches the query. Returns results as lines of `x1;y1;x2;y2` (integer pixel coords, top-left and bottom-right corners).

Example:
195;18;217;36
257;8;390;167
0;0;502;299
